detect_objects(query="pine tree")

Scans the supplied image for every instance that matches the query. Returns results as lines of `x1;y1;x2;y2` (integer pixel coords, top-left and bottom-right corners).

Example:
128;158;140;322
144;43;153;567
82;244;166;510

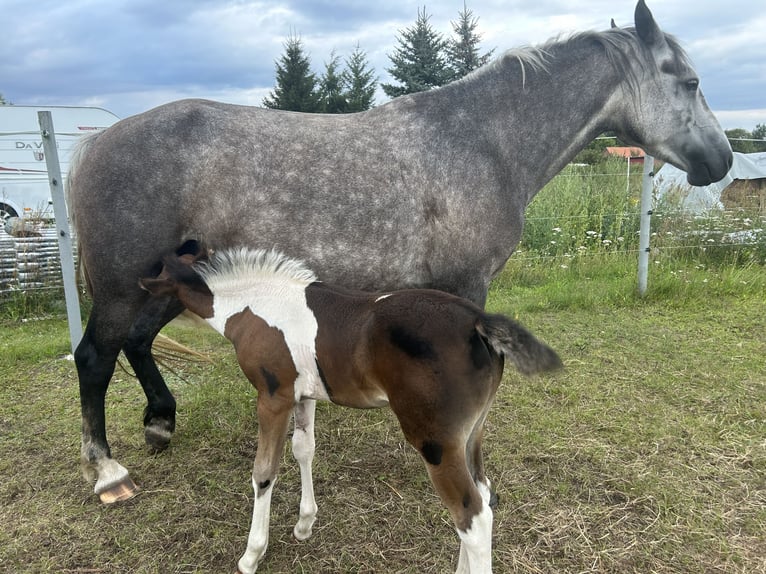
382;7;453;98
319;52;348;114
263;36;322;112
343;45;377;112
0;93;7;105
447;3;495;79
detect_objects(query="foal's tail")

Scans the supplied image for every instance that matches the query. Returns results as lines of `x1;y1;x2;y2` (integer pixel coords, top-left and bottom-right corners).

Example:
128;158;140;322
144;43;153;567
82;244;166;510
476;313;562;375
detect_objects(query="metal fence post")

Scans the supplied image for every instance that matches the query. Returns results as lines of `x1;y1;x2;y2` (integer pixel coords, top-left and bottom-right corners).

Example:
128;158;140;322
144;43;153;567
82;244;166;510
37;111;82;354
637;155;655;296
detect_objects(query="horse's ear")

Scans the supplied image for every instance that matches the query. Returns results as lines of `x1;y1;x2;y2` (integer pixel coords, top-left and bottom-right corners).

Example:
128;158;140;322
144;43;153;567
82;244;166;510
635;0;664;47
610;18;618;29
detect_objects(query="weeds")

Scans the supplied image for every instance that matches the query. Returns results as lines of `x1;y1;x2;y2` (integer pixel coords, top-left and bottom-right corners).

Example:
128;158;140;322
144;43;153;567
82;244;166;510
519;158;766;267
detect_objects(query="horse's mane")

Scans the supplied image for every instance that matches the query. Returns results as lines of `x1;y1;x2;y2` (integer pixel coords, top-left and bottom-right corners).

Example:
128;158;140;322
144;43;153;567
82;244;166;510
195;248;317;293
461;26;692;93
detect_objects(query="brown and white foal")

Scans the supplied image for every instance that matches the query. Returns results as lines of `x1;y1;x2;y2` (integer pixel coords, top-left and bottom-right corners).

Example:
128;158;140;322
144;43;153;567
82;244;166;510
140;248;561;574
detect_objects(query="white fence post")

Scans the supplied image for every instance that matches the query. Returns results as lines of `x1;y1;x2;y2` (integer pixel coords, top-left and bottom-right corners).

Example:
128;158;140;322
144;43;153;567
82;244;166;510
37;111;82;354
637;155;655;296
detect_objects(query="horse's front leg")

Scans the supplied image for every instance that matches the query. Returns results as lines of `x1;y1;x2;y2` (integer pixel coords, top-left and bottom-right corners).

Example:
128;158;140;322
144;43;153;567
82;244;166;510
292;399;318;540
237;396;294;574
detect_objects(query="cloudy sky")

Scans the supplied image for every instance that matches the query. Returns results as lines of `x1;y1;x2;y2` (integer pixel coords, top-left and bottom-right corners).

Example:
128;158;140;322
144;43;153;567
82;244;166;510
1;0;764;130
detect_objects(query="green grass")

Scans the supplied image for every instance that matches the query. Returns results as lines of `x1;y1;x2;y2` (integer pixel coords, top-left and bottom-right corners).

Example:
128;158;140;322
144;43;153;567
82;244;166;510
1;255;764;573
490;252;766;313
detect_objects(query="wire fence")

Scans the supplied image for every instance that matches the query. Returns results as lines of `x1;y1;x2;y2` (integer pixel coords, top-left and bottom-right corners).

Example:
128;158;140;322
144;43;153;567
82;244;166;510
1;163;763;297
514;210;765;262
513;159;765;268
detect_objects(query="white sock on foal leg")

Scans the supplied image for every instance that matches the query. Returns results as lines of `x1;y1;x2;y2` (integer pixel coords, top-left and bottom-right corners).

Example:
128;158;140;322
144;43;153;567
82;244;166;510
292;399;318;540
237;478;274;574
455;480;494;574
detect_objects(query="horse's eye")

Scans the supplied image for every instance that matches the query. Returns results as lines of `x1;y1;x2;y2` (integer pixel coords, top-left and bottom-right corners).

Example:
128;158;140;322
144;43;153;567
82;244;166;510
685;79;699;92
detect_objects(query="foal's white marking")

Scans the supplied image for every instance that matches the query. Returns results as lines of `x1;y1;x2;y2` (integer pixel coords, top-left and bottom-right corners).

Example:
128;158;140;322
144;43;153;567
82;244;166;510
197;249;330;402
292;399;318;540
456;480;493;574
238;477;274;574
374;293;392;302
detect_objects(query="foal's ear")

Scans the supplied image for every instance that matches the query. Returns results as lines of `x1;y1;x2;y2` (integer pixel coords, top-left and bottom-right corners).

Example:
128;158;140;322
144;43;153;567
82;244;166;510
139;276;177;296
635;0;664;47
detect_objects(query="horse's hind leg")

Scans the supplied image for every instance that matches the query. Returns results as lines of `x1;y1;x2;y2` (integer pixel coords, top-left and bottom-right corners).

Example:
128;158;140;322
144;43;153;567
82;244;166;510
291;399;318;541
76;301;141;503
122;295;185;451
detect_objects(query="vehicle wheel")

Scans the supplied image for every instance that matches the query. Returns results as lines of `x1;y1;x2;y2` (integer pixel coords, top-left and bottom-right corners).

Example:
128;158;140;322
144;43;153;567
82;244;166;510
0;204;19;222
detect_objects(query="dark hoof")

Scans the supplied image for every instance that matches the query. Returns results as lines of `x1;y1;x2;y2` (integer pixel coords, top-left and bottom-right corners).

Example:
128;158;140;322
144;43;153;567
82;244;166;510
144;423;173;452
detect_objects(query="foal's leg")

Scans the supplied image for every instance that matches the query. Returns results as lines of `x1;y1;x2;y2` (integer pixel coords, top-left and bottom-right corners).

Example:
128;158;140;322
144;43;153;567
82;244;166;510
291;399;318;541
237;396;294;574
455;478;493;574
423;444;493;574
122;295;185;451
457;412;496;572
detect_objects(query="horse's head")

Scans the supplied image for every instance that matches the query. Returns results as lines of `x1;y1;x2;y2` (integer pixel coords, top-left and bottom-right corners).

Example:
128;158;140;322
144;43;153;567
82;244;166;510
611;0;732;186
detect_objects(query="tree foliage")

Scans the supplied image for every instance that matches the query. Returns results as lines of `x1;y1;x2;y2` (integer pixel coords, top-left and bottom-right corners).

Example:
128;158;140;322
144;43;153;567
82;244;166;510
382;7;453;98
343;45;377;113
447;3;495;78
264;38;376;113
726;126;766;153
572;137;613;165
0;93;8;105
263;36;322;112
264;4;496;108
319;52;347;113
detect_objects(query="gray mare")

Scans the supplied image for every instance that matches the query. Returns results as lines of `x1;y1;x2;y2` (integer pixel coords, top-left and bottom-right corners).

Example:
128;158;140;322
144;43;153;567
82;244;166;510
68;0;732;502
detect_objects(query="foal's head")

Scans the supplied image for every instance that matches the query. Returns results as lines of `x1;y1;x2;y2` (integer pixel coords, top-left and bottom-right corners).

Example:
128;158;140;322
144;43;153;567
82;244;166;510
139;251;214;318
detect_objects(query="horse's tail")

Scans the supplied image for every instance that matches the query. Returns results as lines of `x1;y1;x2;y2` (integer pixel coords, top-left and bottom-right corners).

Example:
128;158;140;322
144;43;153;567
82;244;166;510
476;313;562;375
66;130;103;295
66;130;207;366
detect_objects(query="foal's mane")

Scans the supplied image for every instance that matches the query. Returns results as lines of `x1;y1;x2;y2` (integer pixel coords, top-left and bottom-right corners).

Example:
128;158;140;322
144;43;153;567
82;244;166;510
195;248;317;292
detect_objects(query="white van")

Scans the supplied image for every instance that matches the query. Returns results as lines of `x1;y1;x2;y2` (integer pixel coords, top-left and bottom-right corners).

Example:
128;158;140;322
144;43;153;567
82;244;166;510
0;105;119;220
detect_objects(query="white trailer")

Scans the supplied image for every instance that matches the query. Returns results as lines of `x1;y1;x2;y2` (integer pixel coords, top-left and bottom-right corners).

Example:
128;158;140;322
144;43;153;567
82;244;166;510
0;105;119;220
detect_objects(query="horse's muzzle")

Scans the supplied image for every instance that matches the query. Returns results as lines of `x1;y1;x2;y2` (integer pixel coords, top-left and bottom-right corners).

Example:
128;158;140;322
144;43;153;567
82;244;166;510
686;148;734;187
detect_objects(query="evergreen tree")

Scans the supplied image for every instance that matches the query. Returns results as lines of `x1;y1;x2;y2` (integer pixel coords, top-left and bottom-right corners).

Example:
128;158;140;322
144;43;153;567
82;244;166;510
382;7;452;98
319;52;348;113
447;3;495;79
263;36;322;112
0;93;7;105
343;45;377;112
